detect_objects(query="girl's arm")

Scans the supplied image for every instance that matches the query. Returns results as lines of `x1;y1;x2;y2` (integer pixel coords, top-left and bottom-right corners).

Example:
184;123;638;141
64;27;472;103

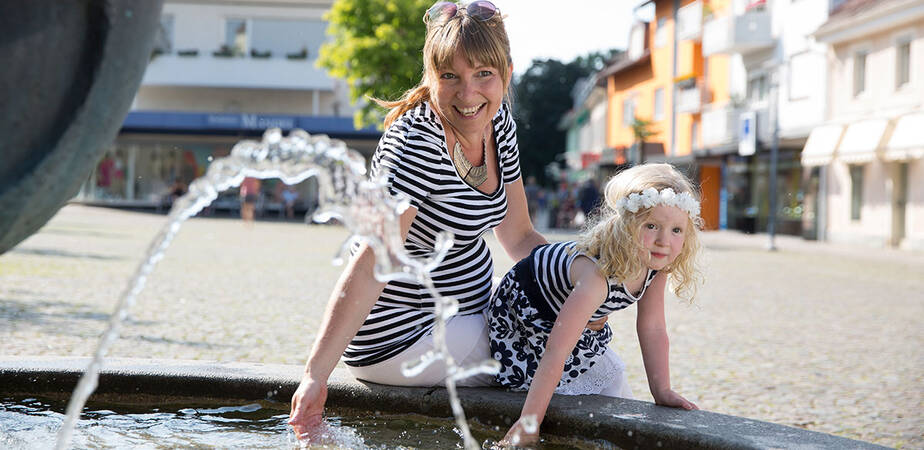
494;177;547;261
502;256;608;445
636;271;698;410
289;206;418;438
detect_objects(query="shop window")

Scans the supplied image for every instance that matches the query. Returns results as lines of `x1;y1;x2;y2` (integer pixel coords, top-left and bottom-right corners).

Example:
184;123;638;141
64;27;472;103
853;50;867;97
849;165;863;221
895;38;911;89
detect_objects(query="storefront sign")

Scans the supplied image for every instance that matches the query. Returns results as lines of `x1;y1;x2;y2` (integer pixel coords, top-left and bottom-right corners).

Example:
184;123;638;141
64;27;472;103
739;111;756;156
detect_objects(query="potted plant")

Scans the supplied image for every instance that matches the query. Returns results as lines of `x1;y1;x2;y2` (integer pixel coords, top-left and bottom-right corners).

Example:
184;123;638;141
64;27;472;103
213;45;234;58
250;48;272;59
177;49;199;57
286;46;308;60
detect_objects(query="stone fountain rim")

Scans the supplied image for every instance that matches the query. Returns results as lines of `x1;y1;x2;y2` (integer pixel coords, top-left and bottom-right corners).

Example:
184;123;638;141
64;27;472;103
0;357;883;449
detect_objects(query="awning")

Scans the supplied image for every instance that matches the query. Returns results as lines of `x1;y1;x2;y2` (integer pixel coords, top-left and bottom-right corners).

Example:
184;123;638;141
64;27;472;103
883;112;924;161
837;118;890;164
801;124;845;166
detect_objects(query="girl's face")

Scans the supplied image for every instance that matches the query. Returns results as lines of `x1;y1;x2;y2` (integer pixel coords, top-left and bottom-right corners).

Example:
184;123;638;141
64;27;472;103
639;205;689;270
432;53;507;137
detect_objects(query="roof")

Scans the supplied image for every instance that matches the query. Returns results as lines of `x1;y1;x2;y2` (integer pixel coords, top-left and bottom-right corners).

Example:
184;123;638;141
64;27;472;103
815;0;924;43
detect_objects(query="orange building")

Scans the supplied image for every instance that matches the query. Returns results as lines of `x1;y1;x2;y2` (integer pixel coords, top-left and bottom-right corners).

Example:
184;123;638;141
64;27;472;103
598;0;723;230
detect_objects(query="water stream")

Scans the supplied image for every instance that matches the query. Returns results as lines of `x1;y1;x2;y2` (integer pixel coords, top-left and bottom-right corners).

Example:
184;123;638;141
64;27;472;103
54;129;499;450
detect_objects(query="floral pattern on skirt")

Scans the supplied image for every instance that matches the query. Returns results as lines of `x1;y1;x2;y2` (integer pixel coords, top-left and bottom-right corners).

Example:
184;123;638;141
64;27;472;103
487;267;613;391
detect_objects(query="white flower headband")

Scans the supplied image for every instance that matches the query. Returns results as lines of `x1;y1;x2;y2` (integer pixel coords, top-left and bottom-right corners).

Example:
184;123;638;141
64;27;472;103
613;187;701;220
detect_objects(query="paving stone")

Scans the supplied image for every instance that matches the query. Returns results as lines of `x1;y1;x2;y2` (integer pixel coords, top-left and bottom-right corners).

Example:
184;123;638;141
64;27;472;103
0;205;921;448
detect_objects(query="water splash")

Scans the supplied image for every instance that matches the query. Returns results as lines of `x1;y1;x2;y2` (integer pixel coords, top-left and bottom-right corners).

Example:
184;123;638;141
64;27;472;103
55;128;497;450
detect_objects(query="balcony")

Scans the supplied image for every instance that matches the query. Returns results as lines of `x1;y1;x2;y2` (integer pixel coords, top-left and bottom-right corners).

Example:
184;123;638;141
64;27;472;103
676;78;706;114
677;1;703;41
702;9;773;56
141;53;336;91
701;104;741;149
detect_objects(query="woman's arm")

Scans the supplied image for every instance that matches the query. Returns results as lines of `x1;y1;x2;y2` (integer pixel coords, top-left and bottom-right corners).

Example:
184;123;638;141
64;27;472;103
494;177;547;261
502;256;607;445
289;206;418;437
636;272;698;410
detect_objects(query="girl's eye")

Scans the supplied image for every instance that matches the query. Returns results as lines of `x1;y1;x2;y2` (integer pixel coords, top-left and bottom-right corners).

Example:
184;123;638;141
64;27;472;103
672;227;683;234
645;223;657;230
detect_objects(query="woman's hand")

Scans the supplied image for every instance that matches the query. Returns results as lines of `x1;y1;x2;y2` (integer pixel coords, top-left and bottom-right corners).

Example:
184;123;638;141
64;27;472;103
499;417;540;447
653;388;699;410
288;375;328;440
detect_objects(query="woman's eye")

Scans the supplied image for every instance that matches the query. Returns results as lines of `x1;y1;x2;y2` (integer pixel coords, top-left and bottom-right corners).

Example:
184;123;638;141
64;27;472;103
478;70;493;77
440;73;457;80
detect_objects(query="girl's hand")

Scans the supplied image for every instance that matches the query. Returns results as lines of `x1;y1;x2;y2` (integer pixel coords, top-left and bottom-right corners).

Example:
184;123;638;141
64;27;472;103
288;375;328;440
499;417;540;447
653;388;699;410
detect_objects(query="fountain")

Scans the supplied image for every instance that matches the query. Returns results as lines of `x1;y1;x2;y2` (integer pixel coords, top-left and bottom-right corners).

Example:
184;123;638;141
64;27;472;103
0;2;887;449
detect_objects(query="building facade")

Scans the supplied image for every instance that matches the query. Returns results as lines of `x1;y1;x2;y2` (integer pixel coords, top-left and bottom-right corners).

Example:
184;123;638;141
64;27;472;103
76;0;381;215
805;0;924;249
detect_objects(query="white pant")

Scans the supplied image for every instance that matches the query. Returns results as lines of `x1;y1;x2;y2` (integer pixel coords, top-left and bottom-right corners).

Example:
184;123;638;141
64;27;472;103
348;312;498;387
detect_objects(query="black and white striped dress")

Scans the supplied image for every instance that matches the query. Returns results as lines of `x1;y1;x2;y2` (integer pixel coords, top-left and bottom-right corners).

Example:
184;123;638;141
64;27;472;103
488;241;657;391
342;102;521;367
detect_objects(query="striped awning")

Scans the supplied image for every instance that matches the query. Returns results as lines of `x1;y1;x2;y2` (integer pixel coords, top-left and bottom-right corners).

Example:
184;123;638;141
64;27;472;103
838;119;890;164
801;124;845;166
883;112;924;161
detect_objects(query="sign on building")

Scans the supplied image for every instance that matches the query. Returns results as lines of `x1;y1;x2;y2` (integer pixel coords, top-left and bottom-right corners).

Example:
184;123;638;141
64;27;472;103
739;111;756;156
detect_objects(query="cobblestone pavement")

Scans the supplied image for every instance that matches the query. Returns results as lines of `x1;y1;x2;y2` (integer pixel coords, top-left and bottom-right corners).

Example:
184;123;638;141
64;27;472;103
1;205;921;448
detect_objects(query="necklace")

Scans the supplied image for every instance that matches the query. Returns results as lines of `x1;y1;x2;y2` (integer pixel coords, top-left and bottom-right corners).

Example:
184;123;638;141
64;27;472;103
452;133;488;188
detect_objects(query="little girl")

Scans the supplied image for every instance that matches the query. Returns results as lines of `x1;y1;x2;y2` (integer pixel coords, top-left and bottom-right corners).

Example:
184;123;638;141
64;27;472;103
488;163;704;445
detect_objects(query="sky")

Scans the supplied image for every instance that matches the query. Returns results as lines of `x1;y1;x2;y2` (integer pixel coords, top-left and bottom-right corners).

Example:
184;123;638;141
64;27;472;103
490;0;638;75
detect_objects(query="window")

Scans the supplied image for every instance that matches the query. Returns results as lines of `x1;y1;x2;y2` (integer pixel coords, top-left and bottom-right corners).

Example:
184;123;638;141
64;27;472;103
853;50;867;96
896;38;911;89
747;74;768;103
692;120;700;150
622;97;636;126
153;15;173;54
226;19;247;56
653;88;664;121
655;17;667;48
850;165;863;221
251;19;327;58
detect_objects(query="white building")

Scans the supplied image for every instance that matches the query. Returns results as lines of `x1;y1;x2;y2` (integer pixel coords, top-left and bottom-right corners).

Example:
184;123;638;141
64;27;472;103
803;0;924;249
77;0;380;214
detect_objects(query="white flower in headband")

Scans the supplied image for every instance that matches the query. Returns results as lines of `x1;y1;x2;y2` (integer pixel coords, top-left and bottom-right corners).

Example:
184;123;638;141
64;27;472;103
614;187;701;219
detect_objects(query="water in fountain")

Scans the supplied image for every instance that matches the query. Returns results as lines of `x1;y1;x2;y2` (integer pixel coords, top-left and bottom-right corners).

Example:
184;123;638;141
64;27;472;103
54;128;500;450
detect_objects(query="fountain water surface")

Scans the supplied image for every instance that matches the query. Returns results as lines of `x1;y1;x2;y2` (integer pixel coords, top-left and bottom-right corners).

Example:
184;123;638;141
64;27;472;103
55;129;500;449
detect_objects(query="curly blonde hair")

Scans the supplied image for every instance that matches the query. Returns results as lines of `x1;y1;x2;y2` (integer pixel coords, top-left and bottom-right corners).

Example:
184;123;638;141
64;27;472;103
575;163;704;302
375;4;513;128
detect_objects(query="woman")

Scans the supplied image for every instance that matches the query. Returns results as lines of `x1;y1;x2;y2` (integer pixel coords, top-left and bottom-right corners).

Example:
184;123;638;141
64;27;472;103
288;1;547;437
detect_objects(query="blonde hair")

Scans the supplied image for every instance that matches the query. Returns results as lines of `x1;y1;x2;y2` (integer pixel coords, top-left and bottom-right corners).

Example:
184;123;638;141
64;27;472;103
375;5;513;128
575;163;704;302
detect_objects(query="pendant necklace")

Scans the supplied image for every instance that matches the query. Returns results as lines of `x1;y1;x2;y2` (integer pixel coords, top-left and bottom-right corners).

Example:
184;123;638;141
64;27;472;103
453;133;488;188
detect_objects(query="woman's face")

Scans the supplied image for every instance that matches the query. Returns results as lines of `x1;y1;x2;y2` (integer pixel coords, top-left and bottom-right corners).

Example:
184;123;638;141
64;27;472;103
432;53;507;137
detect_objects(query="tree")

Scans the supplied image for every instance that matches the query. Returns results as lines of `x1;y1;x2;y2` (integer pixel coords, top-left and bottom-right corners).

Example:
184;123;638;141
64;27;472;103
318;0;432;128
631;116;656;165
513;50;620;185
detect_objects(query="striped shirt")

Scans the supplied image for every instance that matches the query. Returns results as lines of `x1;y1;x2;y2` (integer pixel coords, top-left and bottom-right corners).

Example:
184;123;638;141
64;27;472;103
527;241;658;321
343;101;521;367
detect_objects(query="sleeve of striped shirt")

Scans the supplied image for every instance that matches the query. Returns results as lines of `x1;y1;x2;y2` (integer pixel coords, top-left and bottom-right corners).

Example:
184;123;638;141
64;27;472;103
371;116;441;209
498;103;522;184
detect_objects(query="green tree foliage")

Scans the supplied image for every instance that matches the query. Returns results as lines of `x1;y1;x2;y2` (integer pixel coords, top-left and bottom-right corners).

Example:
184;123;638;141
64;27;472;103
513;50;619;185
318;0;432;128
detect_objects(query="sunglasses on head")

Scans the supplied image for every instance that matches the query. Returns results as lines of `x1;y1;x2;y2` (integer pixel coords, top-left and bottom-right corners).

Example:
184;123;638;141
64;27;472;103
423;1;499;24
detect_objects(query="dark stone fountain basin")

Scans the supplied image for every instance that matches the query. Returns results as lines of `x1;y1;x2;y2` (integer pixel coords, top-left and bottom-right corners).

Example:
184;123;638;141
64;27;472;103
0;357;885;449
0;0;164;254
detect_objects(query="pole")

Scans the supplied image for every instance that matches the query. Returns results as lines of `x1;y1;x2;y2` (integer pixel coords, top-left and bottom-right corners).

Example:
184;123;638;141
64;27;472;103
767;74;779;251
